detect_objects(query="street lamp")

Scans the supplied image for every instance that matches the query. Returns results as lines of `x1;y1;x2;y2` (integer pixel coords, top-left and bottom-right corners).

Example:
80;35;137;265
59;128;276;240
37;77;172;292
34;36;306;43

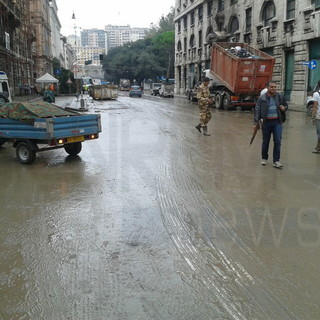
72;11;85;110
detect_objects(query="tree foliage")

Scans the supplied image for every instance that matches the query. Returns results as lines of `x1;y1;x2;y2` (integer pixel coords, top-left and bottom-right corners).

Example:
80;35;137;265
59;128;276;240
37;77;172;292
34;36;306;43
102;7;175;84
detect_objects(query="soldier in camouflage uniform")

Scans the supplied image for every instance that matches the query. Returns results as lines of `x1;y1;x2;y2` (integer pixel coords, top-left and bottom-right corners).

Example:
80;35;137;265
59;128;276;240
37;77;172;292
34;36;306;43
195;77;213;136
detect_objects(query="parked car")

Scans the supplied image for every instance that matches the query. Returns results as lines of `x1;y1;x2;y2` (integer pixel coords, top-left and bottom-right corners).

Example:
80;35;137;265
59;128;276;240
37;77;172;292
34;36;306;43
306;83;319;116
306;95;315;116
129;85;142;97
150;83;161;96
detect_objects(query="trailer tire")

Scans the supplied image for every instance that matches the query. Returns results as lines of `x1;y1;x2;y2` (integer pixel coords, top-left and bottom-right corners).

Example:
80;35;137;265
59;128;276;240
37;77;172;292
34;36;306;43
64;142;82;155
215;93;223;109
16;142;36;164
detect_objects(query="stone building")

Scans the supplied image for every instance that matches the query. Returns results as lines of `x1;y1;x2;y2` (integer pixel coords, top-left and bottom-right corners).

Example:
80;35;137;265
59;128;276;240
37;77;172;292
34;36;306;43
0;0;34;95
30;0;53;80
0;0;70;96
174;0;320;108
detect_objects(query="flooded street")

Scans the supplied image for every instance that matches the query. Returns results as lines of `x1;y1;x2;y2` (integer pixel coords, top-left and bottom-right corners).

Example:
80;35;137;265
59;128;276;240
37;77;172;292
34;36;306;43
1;94;320;319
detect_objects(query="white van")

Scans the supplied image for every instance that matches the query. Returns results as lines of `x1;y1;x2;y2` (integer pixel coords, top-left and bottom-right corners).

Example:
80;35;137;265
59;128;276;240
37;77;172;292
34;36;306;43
0;71;12;105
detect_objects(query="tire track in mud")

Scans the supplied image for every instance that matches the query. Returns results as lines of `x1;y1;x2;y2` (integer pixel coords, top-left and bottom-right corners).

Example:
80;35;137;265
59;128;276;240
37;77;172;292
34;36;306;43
156;162;299;319
150;106;298;319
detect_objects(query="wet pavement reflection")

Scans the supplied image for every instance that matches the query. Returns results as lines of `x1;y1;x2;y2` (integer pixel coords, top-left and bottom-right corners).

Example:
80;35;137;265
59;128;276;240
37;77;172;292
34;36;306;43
1;94;319;319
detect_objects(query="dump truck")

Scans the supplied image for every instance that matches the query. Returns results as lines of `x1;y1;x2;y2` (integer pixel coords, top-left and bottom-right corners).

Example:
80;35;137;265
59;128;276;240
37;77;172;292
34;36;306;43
119;79;130;91
0;101;101;164
89;84;118;100
208;42;275;110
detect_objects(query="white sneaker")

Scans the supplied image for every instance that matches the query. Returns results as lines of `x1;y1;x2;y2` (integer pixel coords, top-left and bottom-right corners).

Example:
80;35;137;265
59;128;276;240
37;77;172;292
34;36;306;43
261;159;267;166
272;161;283;168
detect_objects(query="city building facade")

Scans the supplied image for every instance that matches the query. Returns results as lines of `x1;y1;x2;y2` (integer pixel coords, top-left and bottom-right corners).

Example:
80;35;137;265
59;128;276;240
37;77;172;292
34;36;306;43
0;0;34;95
0;0;70;95
81;28;107;51
30;0;53;80
104;25;148;53
174;0;320;108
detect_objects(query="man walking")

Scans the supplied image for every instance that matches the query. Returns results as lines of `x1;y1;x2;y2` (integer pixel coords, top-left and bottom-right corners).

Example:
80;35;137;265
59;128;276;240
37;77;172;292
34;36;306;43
311;81;320;153
195;77;213;136
254;80;288;168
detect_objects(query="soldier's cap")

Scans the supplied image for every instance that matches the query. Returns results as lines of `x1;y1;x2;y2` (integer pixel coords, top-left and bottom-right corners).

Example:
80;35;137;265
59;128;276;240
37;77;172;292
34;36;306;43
203;77;210;82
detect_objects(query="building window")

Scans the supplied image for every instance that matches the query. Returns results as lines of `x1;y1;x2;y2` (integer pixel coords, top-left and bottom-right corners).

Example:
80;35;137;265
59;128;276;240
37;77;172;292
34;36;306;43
229;16;239;34
178;20;181;33
206;26;213;38
190;34;195;48
245;7;252;32
199;30;203;47
183;16;188;29
218;0;224;11
177;41;182;51
312;0;320;10
184;37;187;52
191;11;195;26
286;0;295;19
262;1;276;27
207;1;213;16
198;6;203;21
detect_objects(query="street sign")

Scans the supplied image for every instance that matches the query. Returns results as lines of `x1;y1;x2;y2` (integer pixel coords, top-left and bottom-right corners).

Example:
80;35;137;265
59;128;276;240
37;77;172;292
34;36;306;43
309;60;317;70
301;60;318;70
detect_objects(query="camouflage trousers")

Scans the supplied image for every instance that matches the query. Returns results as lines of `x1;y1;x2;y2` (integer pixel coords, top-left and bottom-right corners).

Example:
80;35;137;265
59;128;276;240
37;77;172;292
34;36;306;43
199;107;211;126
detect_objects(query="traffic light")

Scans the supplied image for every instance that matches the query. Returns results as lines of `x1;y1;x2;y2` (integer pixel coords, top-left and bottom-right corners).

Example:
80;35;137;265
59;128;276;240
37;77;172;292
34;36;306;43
99;54;104;60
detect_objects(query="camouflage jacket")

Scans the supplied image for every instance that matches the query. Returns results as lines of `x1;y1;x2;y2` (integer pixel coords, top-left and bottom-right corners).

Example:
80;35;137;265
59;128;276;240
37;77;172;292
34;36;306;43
197;83;211;107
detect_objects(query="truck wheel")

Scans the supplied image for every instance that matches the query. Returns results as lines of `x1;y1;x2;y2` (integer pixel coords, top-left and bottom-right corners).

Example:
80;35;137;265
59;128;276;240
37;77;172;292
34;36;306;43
64;142;82;155
215;94;223;109
223;93;232;110
16;142;36;164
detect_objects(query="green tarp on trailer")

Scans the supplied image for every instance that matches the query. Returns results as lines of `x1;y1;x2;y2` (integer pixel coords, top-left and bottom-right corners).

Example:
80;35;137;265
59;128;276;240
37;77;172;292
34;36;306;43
0;101;79;120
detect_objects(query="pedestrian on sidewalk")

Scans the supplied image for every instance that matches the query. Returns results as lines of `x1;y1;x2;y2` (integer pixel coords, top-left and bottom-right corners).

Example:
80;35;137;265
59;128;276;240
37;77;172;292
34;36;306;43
195;77;213;136
311;80;320;153
254;80;288;168
43;85;55;103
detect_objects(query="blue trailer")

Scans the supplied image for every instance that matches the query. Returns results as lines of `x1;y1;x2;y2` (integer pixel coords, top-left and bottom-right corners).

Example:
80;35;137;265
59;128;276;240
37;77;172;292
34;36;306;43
0;102;101;164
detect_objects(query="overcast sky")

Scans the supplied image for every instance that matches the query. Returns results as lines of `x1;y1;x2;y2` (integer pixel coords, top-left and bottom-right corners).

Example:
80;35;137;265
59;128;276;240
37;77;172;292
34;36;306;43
56;0;175;36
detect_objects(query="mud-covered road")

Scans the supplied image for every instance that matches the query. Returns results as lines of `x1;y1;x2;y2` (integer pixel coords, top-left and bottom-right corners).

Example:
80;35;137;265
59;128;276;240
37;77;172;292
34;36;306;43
1;93;320;319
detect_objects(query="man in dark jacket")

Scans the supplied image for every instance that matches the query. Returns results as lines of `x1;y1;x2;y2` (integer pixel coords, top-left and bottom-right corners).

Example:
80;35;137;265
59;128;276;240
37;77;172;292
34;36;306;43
254;80;288;168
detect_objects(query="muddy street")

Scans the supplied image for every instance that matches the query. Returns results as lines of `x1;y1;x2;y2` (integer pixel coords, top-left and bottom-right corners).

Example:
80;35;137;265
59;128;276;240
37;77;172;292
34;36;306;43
1;94;320;319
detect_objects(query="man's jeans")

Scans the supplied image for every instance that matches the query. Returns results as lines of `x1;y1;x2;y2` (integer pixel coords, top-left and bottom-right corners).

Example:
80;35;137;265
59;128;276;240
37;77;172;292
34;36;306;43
315;119;320;140
261;119;282;162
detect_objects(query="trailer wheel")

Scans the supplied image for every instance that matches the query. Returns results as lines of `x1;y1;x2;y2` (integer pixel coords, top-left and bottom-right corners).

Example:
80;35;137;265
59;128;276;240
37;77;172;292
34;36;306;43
16;142;36;164
223;93;232;110
64;142;82;155
215;93;223;109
